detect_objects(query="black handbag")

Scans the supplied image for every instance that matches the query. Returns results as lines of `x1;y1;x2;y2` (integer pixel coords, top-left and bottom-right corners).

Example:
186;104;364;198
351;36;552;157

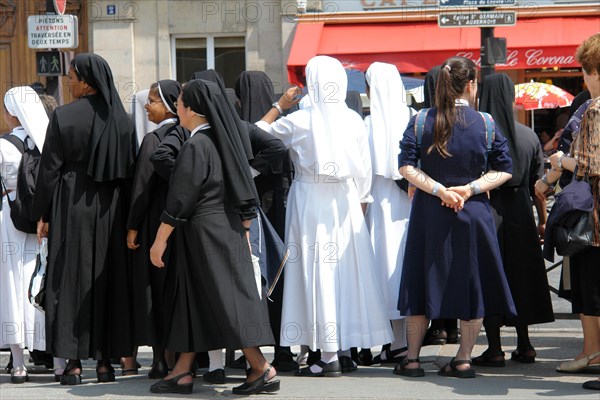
553;168;595;257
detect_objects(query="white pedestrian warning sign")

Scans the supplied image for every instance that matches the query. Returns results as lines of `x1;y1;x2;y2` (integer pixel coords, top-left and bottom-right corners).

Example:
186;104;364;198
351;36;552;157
28;15;78;49
36;51;64;76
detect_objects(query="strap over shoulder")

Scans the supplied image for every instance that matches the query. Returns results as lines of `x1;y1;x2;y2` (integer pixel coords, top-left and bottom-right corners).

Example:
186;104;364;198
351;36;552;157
414;108;430;148
478;111;495;172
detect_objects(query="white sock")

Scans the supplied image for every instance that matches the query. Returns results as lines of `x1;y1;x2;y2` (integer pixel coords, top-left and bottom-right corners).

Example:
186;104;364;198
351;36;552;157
208;349;224;372
310;351;338;373
53;357;66;373
9;345;25;372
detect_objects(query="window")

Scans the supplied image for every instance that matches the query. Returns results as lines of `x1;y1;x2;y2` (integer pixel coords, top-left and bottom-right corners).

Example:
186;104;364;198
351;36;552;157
174;36;245;87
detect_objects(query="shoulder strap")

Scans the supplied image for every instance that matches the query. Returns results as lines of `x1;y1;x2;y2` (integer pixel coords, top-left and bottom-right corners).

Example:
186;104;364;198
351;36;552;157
478;111;495;172
413;108;430;149
1;134;25;155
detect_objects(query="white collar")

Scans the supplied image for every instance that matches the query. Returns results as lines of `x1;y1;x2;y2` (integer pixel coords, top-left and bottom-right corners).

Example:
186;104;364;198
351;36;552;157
157;118;178;129
11;126;27;141
190;123;210;137
455;99;470;107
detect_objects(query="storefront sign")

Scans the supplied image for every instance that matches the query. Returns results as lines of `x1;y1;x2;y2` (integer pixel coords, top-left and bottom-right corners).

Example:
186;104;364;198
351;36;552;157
456;48;577;69
27;14;78;49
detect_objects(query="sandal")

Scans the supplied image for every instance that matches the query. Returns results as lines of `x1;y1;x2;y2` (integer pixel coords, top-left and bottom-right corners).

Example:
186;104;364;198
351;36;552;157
511;346;536;364
373;346;408;364
472;349;505;367
10;367;29;384
96;360;116;383
232;365;280;395
60;359;82;386
438;358;476;378
393;357;425;377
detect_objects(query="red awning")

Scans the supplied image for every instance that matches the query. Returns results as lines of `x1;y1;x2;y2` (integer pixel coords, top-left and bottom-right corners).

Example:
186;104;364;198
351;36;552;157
287;16;600;84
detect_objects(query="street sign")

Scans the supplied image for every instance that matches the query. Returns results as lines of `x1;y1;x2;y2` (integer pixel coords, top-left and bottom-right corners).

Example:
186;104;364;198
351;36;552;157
439;0;516;6
36;51;63;76
53;0;67;15
27;14;78;49
438;11;517;27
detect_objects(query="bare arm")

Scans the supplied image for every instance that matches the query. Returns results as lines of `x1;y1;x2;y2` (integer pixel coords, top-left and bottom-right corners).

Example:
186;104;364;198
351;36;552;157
399;165;465;212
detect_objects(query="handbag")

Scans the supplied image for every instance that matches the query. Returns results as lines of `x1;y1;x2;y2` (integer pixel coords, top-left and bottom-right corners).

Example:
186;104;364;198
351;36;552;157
28;240;48;312
553;168;595;257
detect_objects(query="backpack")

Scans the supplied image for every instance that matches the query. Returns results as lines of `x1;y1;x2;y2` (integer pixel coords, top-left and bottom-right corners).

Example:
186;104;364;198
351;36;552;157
0;134;41;234
413;108;495;173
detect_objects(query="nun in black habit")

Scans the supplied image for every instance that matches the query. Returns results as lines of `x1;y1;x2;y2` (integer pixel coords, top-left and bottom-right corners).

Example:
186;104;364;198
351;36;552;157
474;73;554;367
124;80;186;378
149;79;279;396
33;53;134;384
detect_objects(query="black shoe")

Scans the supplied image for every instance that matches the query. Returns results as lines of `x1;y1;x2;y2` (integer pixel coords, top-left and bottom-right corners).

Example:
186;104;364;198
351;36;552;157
472;350;505;367
358;348;373;366
230;355;247;370
272;349;299;372
5;354;13;374
203;368;225;384
583;380;600;390
339;356;358;373
30;350;54;369
10;369;29;384
446;328;460;344
232;366;280;395
511;346;536;364
393;357;425;377
373;347;407;364
148;360;169;379
295;360;342;377
423;328;447;346
150;372;193;394
96;361;116;383
307;349;321;366
60;360;82;386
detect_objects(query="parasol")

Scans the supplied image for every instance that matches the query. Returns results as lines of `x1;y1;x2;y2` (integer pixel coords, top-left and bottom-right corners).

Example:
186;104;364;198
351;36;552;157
514;82;575;130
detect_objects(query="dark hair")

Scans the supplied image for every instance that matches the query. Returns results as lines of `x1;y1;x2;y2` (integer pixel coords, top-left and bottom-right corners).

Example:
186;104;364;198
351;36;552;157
432;56;477;157
39;94;58;117
148;82;159;97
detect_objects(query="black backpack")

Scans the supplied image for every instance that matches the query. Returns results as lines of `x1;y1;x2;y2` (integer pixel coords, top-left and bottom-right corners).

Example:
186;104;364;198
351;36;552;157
0;134;41;233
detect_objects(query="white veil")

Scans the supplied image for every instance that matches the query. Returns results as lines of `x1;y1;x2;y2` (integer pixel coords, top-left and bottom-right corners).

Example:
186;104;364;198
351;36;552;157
3;86;49;151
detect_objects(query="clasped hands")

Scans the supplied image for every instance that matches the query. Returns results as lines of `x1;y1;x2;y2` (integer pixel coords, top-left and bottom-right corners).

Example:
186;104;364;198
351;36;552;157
438;184;474;212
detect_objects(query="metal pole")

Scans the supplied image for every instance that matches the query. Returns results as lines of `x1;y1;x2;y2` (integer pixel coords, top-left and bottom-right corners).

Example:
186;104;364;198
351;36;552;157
480;27;495;81
45;0;63;105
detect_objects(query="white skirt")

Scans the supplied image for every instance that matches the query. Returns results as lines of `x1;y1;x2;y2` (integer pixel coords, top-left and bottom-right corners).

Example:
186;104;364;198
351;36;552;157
279;177;393;352
365;175;411;320
0;197;46;350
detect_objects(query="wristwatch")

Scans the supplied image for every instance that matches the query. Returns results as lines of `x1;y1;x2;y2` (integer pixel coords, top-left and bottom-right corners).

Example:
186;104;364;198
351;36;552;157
557;155;566;170
272;102;283;115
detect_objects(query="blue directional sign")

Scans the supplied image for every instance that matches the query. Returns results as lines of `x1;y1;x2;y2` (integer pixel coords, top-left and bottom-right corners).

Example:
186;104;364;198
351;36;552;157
439;0;516;6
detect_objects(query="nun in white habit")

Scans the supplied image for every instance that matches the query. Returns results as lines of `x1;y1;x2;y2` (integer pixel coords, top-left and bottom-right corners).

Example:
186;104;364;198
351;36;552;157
257;55;393;376
364;62;414;364
0;86;49;382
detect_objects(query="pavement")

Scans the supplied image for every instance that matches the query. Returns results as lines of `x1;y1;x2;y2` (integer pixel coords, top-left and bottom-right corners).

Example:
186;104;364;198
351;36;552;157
1;260;598;399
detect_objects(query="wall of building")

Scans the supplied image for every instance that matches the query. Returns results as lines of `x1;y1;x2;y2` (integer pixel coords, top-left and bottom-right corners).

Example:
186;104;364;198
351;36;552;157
87;0;301;106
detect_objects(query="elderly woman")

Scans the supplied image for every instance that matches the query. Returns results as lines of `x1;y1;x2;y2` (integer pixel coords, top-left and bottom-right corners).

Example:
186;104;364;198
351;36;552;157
33;53;134;385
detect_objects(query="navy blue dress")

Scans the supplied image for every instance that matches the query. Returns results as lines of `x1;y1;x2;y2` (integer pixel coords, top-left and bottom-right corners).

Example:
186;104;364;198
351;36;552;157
397;106;517;321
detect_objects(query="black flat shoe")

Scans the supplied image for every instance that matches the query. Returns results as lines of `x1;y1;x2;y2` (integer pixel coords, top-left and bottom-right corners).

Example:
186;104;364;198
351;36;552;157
393;357;425;377
232;366;280;395
583;380;600;391
10;369;29;384
373;347;408;364
230;355;247;370
423;328;447;346
472;350;505;367
96;361;116;383
203;368;225;384
511;346;536;364
148;360;168;379
150;372;193;394
295;360;342;377
60;360;82;386
446;328;460;344
358;348;373;366
271;349;300;372
339;356;358;373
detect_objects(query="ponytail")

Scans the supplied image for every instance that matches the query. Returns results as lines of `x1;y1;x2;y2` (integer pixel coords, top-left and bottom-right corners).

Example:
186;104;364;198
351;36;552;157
430;56;477;157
